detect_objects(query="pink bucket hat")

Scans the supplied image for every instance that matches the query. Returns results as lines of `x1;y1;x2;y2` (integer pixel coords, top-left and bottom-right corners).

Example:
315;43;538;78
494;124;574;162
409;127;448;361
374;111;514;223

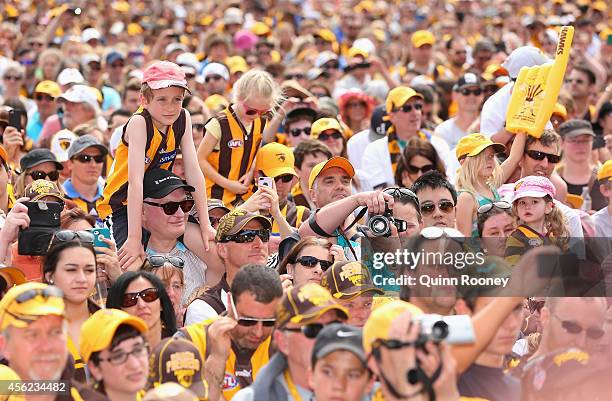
511;175;556;202
142;61;191;93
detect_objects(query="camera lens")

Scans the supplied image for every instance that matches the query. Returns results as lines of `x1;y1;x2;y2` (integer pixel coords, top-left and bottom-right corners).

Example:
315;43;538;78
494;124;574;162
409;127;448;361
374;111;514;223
431;321;449;341
368;216;390;236
73;7;82;15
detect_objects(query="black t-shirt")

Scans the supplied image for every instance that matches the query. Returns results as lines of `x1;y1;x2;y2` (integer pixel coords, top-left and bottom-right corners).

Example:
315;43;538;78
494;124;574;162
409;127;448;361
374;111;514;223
563;176;607;211
458;363;521;401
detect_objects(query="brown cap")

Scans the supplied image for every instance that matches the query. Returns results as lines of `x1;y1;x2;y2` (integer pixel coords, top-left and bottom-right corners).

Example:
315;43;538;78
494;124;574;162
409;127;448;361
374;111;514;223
275;283;349;329
24;180;65;202
215;209;272;242
321;261;383;300
147;338;209;401
207;198;230;213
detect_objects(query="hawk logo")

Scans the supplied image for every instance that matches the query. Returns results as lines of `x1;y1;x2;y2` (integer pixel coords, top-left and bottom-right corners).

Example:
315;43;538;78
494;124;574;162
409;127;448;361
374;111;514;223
59;140;72;150
297;283;331;306
228;139;243;148
339;262;365;285
166;351;200;388
276;153;286;162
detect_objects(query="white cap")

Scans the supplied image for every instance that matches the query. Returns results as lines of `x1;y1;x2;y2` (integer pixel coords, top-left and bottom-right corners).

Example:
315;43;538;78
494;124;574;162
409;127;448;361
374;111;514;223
202;62;230;81
128;69;144;81
50;129;78;162
58;85;100;113
352;38;376;57
314;51;338;68
502;46;551;79
81;28;102;43
57;68;85;86
165;43;189;56
224;7;244;25
176;52;200;71
82;53;101;66
110;22;125;36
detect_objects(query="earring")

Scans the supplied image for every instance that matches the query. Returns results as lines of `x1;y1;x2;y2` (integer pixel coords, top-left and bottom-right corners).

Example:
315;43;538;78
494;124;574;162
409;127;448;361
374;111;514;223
48;279;54;285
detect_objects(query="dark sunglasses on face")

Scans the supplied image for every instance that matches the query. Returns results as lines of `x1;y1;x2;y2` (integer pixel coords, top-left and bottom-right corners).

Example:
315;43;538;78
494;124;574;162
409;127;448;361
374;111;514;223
209;216;221;226
34;93;54;102
394;103;423;113
28;170;60;181
289;127;311;137
89;63;102;71
525;150;562;164
294;255;333;270
477;201;512;214
143;199;195;215
322;62;340;70
205;74;224;83
97;342;149;365
318;131;343;141
192;123;206;131
553;314;605;339
420;200;455;215
236;317;277;327
220;228;271;243
344;62;371;72
243;104;272;118
111;62;125;68
285;73;305;80
147;255;185;269
407;164;434;174
121;287;160;308
284;321;341;338
73;154;105;164
460;88;482;96
3;76;22;81
274;174;294;183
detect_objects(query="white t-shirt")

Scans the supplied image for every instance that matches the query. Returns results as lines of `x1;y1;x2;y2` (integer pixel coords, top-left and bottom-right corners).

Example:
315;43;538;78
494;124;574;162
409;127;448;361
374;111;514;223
592;207;612;238
184;289;228;326
347;129;371;170
434;118;468;150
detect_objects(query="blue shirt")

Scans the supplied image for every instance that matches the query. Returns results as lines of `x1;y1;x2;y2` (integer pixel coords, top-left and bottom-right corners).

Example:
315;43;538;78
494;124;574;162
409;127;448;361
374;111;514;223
26;111;43;142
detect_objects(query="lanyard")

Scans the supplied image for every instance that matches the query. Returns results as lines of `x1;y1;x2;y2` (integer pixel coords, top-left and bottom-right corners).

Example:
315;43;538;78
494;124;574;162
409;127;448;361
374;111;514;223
284;369;303;401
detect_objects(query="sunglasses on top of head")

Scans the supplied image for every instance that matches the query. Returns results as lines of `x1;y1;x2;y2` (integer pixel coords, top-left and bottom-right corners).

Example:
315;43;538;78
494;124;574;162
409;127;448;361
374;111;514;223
143;199;194;215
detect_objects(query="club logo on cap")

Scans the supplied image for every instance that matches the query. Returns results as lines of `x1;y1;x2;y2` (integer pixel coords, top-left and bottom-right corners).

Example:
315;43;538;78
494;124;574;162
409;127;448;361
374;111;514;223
166;351;200;387
276;153;286;162
340;263;365;286
298;284;329;306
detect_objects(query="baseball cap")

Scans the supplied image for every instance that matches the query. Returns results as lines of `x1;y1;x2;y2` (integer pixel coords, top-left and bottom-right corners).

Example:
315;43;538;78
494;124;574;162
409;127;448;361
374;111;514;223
223;7;243;25
81;28;102;43
20;148;63;171
251;21;271;36
106;51;125;65
176;53;201;72
308;156;355;190
225;56;248;75
56;68;85;86
558;119;596;139
143;168;195;200
314;29;337;44
311;323;365;366
453;72;482;91
285;107;318;124
275;283;349;329
215;209;272;242
58;85;100;113
363;300;423;354
455;133;506;161
411;30;435;48
552;103;568;121
67;134;108;159
50;129;78;162
310;118;344;139
255;143;297;178
597;160;612;181
204;94;229;113
201;63;230;81
369;104;390;141
321;261;384;300
502;46;550;79
34;80;61;98
82;54;101;67
207;198;230;213
80;308;148;363
0;266;26;289
142;61;191;93
0;283;65;331
24;180;65;202
347;47;369;59
165;43;189;56
315;51;339;69
144;383;198;401
233;30;259;52
147;338;209;400
511;175;556;202
385;86;424;114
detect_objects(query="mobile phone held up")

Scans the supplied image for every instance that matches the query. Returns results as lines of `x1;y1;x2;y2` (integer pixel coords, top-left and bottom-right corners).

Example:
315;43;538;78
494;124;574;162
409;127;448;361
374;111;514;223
8;109;23;131
258;176;273;189
91;227;111;252
18;201;62;256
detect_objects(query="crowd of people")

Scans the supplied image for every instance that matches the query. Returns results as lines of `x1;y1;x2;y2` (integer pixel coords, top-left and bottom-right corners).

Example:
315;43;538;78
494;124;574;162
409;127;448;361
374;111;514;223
0;0;611;400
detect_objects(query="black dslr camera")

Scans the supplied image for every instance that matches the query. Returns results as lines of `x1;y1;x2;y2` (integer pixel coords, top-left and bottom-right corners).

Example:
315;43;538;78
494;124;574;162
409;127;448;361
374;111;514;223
366;202;395;237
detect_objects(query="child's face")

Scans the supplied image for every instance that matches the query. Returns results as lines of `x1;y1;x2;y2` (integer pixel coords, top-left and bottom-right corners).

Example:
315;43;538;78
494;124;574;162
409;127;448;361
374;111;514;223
515;196;551;224
237;97;273;124
308;350;371;401
478;147;496;179
144;86;185;127
600;181;612;205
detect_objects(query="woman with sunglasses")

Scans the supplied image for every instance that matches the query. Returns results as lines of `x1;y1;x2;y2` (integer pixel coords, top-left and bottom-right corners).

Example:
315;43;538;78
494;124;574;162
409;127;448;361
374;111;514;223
141;255;185;327
338;91;374;136
14;148;63;198
310;117;348;158
394;137;446;187
43;229;99;383
107;271;177;349
197;69;283;208
277;237;344;288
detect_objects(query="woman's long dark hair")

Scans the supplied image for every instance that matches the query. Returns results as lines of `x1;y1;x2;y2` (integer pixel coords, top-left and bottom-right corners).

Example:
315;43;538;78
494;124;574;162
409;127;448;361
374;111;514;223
106;271;177;338
394;137;446;186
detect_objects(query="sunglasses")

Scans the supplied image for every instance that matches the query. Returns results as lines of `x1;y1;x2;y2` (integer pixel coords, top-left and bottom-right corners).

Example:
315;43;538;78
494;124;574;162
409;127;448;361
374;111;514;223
525;150;562;164
192;123;206;131
209;216;221;226
13;286;63;304
220;228;271;243
28;170;60;181
407;164;434;174
565;78;585;85
34;93;54;102
143;199;194;215
52;230;94;245
229;292;276;327
294;256;333;270
322;62;340;70
346;102;366;109
243;103;272;118
97;342;149;365
284;322;341;338
318;131;343;141
394;103;423;113
110;62;125;68
275;174;294;183
420;200;455;215
121;287;160;308
383;187;419;205
289;127;311;137
285;73;305;80
205;74;224;83
3;76;22;81
89;63;102;71
477;201;512;214
344;62;371;72
460;88;482;96
73;154;105;164
147;255;185;269
553;314;605;339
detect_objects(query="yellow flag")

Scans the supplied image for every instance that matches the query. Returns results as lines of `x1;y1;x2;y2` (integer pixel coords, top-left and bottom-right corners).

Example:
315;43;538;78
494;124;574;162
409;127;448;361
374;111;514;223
506;26;574;138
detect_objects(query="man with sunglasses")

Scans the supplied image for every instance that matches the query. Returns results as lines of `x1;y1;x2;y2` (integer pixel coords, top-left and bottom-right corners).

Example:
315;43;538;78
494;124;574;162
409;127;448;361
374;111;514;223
282;108;318;149
411;171;457;229
361;86;451;191
201;63;230;98
232;283;349;401
27;80;61;143
179;264;283;401
63;135;108;216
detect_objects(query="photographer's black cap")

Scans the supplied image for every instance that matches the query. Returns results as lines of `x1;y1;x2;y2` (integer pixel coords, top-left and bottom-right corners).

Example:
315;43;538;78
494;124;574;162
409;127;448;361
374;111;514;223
20;149;63;172
311;323;366;366
143;168;194;200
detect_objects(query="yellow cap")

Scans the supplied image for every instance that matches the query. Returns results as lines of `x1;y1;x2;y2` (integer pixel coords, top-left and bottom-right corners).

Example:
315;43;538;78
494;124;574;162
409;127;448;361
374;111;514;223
354;0;375;13
79;308;148;363
455;133;506;161
0;283;65;331
373;29;386;42
112;0;130;12
363;300;423;354
385;86;424;114
600;28;612;42
127;23;144;36
348;47;369;59
315;29;336;43
251;21;271;36
255;142;297;178
34;80;61;98
311;118;344;139
0;266;26;289
226;56;248;74
308;156;355;190
0;365;24;401
551;103;568;121
598;160;612;181
411;30;435;48
204;94;229;113
593;1;607;11
5;5;19;18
